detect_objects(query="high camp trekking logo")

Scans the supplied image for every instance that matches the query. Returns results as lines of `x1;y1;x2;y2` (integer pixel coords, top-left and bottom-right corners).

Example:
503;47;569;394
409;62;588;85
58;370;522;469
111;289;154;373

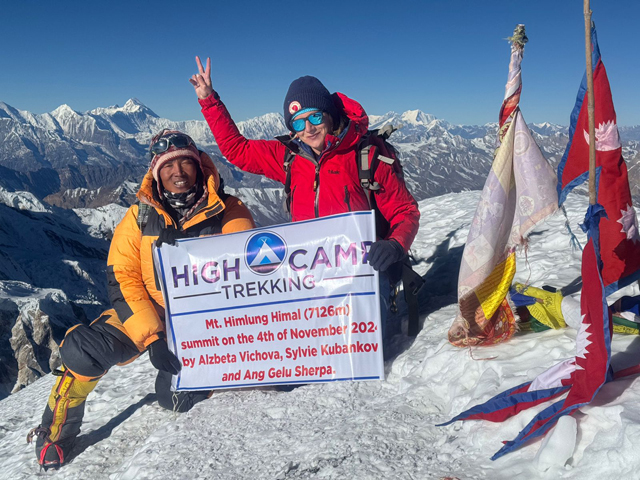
245;232;287;275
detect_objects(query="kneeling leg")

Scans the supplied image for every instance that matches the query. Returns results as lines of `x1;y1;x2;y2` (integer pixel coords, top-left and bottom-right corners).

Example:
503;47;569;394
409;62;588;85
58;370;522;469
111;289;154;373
30;309;140;469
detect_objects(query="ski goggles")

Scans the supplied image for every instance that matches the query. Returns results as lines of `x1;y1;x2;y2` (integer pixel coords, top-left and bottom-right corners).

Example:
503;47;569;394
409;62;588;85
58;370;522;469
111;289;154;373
150;133;195;156
291;111;324;132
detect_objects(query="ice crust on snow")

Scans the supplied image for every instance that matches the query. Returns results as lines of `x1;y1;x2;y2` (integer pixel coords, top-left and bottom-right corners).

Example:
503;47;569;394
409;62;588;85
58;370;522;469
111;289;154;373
1;191;640;479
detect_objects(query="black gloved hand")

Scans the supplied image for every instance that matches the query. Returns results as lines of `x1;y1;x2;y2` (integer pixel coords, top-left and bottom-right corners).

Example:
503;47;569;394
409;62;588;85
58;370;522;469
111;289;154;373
148;339;182;374
367;239;405;272
156;227;186;247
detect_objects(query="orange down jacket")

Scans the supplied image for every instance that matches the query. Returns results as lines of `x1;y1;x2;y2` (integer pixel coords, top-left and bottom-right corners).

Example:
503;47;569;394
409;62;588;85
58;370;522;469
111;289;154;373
106;151;255;351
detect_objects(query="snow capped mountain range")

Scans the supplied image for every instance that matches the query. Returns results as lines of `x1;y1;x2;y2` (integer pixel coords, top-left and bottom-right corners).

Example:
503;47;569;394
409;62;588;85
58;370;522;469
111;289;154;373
1;98;639;399
2;97;638;207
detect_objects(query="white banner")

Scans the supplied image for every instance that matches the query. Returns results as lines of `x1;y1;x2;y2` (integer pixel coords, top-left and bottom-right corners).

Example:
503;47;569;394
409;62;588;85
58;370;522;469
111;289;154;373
154;211;383;391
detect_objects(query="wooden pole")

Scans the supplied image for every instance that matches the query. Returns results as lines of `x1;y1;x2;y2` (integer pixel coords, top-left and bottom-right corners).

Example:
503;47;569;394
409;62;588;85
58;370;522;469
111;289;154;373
584;0;597;205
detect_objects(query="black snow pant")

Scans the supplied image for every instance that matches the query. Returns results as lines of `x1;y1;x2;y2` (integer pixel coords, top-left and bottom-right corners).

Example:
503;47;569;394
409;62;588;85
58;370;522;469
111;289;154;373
58;308;210;411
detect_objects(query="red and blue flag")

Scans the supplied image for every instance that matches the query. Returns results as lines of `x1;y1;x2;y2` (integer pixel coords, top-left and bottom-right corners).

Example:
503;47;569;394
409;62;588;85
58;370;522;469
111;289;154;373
557;24;640;294
440;205;613;460
441;23;630;460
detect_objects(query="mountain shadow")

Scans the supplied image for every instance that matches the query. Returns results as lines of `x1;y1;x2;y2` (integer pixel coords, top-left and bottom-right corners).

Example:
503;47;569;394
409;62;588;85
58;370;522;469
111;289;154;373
387;230;463;357
66;393;157;464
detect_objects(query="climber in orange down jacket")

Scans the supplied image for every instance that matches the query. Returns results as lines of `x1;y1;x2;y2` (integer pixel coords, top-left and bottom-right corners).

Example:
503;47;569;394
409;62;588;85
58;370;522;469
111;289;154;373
29;129;255;470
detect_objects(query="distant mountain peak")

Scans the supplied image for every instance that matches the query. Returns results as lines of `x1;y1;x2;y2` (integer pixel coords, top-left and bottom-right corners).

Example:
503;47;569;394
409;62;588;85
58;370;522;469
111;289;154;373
368;110;438;129
0;101;22;120
51;104;79;117
401;109;437;125
237;112;288;140
123;98;146;112
88;99;158;118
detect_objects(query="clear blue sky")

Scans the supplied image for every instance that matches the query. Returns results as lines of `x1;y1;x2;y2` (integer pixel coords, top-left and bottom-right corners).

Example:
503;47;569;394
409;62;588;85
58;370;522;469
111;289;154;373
2;0;639;126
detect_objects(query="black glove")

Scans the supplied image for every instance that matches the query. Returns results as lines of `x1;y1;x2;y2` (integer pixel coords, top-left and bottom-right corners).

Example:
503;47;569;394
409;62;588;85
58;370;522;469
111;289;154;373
148;339;182;374
156;227;186;247
367;239;405;272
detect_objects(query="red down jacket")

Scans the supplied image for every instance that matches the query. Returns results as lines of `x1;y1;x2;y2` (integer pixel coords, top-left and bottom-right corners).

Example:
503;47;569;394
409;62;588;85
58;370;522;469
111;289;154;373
199;91;419;251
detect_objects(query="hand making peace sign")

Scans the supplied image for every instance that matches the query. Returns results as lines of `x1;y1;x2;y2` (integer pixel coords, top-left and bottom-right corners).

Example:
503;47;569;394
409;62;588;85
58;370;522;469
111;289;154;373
189;56;214;100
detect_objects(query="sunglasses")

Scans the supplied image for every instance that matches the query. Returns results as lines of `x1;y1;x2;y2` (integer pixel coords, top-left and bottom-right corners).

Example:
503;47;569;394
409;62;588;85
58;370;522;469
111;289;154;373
150;133;195;156
291;111;324;132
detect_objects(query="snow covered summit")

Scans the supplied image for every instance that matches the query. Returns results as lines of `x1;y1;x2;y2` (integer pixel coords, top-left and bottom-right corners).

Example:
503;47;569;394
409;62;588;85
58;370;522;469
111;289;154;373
2;191;640;479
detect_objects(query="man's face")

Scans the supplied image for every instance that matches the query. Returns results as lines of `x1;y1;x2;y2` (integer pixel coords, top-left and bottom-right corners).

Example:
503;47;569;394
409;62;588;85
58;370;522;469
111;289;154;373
159;157;198;193
294;110;331;155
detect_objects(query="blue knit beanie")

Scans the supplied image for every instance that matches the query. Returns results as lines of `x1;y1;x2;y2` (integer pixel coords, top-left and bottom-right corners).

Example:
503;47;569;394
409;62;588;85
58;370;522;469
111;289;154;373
283;76;339;132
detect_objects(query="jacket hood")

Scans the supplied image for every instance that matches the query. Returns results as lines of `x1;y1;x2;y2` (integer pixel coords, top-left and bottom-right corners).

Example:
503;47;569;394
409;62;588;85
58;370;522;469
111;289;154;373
324;92;368;153
332;92;369;134
137;151;224;216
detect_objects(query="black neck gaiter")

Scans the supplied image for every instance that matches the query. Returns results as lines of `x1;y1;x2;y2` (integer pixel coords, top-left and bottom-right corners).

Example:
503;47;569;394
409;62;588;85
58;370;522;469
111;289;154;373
162;184;200;219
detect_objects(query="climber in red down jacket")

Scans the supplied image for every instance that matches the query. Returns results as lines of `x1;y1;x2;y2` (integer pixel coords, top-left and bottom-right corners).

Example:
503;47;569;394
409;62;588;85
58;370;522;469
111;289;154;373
189;56;420;338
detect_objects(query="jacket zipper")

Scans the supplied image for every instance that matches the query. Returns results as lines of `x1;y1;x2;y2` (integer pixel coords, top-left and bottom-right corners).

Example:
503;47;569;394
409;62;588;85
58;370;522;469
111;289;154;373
312;135;344;217
289;147;332;219
289;185;296;216
313;164;320;218
344;186;351;212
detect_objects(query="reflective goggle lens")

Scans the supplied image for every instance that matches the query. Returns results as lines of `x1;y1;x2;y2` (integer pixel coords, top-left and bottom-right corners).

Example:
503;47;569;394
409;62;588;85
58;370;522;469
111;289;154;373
150;134;193;155
291;111;324;132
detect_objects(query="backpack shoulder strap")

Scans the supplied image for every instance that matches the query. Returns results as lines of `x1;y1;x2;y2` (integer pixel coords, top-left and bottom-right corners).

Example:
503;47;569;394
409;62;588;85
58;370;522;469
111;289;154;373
276;136;299;196
358;138;380;193
282;147;296;215
217;175;230;203
283;148;295;195
136;202;152;232
358;125;399;193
